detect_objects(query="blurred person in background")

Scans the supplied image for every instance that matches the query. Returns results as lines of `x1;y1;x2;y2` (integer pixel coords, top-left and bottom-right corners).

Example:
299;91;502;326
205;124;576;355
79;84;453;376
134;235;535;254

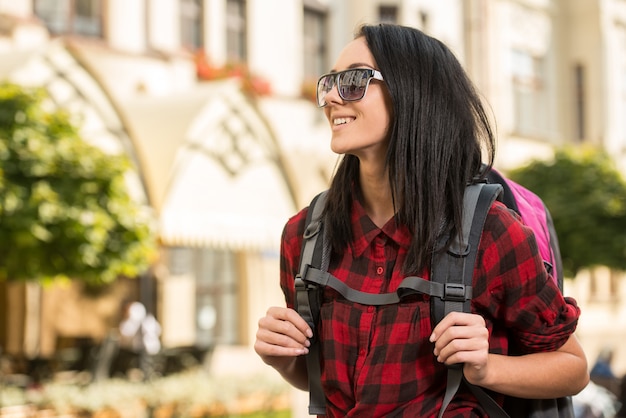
117;300;161;379
590;347;616;379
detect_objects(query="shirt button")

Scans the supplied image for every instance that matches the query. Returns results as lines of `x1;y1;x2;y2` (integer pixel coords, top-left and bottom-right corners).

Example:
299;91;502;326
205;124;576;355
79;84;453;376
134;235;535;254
376;266;384;275
367;306;374;313
359;349;366;356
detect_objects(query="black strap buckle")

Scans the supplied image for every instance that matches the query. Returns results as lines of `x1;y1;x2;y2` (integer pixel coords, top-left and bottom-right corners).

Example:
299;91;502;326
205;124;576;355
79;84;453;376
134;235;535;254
442;283;471;302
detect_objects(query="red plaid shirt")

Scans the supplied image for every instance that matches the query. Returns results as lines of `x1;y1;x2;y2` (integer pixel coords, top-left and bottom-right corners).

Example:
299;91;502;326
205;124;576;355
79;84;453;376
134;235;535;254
280;197;580;417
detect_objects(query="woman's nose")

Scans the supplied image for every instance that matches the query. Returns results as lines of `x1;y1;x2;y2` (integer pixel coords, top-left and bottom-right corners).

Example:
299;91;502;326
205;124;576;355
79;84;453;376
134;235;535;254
323;83;343;106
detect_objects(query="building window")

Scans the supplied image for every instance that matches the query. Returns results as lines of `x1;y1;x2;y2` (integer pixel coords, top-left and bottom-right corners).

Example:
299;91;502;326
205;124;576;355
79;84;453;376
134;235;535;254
169;247;241;347
303;7;327;81
511;49;549;138
34;0;103;37
226;0;247;62
194;249;240;346
379;6;397;24
181;0;203;51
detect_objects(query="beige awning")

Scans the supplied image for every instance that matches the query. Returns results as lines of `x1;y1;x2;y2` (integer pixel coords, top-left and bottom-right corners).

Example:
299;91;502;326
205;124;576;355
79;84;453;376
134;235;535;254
121;81;297;251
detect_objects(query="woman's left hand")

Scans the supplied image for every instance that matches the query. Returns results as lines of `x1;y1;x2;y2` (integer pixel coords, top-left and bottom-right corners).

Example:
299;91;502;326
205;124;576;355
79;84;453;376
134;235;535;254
429;311;491;385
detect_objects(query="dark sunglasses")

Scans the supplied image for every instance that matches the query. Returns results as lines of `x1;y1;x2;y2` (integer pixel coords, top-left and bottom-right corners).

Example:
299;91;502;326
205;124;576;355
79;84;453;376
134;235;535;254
316;68;384;108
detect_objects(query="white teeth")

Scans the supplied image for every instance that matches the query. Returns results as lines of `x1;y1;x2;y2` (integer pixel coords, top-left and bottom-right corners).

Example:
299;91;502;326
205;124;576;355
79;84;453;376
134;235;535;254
333;117;353;125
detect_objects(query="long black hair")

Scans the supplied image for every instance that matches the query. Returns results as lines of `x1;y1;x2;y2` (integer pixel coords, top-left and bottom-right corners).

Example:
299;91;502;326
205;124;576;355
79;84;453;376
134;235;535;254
323;23;496;274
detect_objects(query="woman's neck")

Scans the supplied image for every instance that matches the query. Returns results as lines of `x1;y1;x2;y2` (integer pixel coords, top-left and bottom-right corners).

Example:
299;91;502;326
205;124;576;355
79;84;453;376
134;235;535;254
359;167;394;228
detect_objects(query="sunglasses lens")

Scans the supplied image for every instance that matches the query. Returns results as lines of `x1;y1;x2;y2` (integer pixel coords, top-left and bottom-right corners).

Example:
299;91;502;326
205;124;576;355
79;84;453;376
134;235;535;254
338;69;369;101
316;69;377;107
317;74;335;107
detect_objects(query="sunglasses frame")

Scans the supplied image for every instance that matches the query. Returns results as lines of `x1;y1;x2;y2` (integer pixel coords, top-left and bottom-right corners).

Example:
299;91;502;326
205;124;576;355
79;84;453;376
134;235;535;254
316;68;384;108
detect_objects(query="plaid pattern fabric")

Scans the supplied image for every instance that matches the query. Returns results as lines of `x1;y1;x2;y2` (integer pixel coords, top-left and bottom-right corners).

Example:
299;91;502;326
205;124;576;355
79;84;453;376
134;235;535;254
280;197;580;417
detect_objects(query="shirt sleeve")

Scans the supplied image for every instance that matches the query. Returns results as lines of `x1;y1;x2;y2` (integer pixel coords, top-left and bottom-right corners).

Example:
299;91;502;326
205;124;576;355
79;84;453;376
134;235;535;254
279;208;308;310
473;201;581;354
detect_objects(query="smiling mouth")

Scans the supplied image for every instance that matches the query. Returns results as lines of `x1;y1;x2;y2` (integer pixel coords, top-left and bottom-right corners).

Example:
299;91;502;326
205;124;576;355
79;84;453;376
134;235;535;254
333;117;354;126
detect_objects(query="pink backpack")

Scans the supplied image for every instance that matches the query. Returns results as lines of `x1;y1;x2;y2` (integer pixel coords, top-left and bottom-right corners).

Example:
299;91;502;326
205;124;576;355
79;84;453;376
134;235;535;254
487;168;563;288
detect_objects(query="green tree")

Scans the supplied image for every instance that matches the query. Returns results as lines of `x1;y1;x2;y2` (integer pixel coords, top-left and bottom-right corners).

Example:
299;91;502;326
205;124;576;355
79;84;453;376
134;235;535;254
0;82;157;286
509;147;626;277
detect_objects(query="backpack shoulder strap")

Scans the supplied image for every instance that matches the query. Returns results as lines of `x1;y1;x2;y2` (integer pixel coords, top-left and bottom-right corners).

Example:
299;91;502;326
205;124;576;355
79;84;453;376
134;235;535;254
296;191;329;331
295;190;328;415
431;183;502;325
300;191;330;277
435;182;509;418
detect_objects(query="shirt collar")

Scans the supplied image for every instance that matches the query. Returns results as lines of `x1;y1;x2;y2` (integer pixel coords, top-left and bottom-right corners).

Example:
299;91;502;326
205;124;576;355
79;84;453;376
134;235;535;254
350;196;412;257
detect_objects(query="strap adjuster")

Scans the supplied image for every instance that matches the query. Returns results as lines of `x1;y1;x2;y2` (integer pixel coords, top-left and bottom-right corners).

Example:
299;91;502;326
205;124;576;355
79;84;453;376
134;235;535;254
442;283;471;302
295;264;313;288
295;276;306;291
295;266;323;295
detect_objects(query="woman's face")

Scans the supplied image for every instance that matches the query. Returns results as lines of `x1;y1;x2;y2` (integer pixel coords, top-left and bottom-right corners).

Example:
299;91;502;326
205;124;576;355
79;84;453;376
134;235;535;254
323;37;392;162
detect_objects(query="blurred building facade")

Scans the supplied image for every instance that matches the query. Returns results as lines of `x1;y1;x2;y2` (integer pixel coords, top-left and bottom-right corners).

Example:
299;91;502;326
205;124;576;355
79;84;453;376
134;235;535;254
0;0;625;400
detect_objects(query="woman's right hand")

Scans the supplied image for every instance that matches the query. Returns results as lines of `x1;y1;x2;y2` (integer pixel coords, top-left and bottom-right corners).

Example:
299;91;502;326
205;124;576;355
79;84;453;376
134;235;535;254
255;306;312;362
254;306;313;390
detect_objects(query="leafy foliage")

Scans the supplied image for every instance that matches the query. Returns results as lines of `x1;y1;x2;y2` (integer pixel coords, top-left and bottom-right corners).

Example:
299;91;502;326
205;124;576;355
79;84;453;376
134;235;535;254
509;147;626;277
0;82;157;285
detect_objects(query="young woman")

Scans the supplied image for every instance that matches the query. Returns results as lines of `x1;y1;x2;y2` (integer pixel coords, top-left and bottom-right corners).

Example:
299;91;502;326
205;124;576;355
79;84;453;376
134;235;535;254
254;23;589;417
